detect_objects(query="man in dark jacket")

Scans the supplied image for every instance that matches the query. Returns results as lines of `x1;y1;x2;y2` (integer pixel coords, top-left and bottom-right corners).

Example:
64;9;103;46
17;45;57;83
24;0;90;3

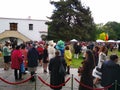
27;43;39;82
101;54;120;90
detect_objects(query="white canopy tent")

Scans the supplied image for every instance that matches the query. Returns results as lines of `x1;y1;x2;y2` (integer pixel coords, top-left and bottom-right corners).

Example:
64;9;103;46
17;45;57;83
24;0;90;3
116;40;120;43
96;40;105;43
107;40;115;43
70;39;78;42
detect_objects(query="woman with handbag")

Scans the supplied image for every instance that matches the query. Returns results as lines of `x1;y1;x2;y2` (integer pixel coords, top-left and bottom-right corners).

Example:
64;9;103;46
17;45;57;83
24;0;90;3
93;46;107;85
49;50;66;90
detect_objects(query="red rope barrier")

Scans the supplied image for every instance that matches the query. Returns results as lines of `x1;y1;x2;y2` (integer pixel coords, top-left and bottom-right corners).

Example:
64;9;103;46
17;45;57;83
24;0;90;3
74;78;113;90
0;76;33;85
74;78;93;90
38;76;70;88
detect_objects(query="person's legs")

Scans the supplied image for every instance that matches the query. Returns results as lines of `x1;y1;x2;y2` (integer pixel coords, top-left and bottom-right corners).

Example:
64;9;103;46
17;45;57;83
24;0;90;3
74;54;76;58
30;71;35;82
43;63;48;73
39;54;43;66
5;56;11;70
76;53;79;59
19;69;22;80
14;69;18;80
39;60;43;66
4;63;8;70
67;66;70;74
3;56;9;70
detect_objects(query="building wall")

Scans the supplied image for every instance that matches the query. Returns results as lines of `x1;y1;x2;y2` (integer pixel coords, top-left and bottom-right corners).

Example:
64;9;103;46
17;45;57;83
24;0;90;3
0;17;48;41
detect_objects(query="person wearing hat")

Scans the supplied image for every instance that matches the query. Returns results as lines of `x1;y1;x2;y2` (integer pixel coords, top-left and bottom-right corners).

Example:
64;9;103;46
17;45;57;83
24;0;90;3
55;40;65;57
47;40;56;61
37;44;44;66
2;41;12;70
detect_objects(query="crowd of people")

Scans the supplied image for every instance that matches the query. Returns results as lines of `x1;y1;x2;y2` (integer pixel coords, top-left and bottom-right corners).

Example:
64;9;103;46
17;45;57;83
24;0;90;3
0;40;120;90
77;42;120;90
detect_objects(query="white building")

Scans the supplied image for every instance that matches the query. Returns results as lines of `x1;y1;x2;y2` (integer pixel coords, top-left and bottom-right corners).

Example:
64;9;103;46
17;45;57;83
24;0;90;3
0;17;48;44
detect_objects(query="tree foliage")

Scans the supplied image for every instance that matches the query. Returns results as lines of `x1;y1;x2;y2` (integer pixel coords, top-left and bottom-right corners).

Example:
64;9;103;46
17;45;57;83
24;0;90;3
104;22;120;40
95;21;120;40
46;0;96;41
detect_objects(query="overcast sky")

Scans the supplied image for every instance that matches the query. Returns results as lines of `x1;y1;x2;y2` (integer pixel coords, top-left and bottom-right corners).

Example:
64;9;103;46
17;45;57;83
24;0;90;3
0;0;120;24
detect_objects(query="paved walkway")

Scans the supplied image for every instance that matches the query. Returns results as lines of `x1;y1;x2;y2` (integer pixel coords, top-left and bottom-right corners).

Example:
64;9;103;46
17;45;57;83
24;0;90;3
0;66;80;90
0;59;119;90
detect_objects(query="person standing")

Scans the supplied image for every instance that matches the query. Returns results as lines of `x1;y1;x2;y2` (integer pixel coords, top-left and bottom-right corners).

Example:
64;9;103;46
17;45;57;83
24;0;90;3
101;55;120;90
49;50;66;90
97;46;107;69
93;46;107;85
37;44;44;66
81;44;87;60
92;46;99;66
3;41;12;70
74;42;81;59
47;40;56;61
64;45;72;74
78;49;95;90
42;44;49;73
27;43;39;82
20;44;28;73
11;45;23;80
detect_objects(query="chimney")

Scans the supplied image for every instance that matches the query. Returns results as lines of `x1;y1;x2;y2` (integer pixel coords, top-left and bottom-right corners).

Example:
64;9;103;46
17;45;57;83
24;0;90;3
28;16;31;19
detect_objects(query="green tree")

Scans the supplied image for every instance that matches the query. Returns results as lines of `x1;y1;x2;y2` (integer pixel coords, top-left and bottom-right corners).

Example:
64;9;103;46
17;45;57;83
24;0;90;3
104;22;120;40
95;23;104;39
46;0;96;41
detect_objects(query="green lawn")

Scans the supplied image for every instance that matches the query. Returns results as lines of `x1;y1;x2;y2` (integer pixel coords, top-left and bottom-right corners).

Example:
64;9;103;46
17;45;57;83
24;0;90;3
71;54;83;68
108;49;120;57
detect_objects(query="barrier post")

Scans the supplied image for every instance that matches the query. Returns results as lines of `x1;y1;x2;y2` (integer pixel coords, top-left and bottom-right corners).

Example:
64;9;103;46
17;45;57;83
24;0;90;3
71;74;73;90
35;74;37;90
115;80;117;90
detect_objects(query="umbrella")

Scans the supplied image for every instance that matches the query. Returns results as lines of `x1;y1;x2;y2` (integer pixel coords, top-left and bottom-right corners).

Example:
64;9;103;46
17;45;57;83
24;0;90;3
70;39;78;42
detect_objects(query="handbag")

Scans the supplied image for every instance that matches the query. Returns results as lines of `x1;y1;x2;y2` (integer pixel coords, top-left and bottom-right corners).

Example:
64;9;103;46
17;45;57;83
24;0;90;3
20;62;25;73
59;59;66;76
92;66;102;79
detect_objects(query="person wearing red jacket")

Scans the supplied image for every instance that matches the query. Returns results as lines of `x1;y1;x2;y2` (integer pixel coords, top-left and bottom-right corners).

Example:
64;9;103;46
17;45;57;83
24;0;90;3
37;44;44;66
11;45;23;81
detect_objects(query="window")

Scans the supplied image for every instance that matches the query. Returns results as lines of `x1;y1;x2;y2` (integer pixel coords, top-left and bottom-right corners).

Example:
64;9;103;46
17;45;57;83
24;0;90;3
10;23;17;31
29;24;33;30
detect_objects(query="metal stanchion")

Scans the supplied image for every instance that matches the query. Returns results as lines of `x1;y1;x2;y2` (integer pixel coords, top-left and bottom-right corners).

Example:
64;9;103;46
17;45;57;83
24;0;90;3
35;74;37;90
115;80;117;90
71;74;73;90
